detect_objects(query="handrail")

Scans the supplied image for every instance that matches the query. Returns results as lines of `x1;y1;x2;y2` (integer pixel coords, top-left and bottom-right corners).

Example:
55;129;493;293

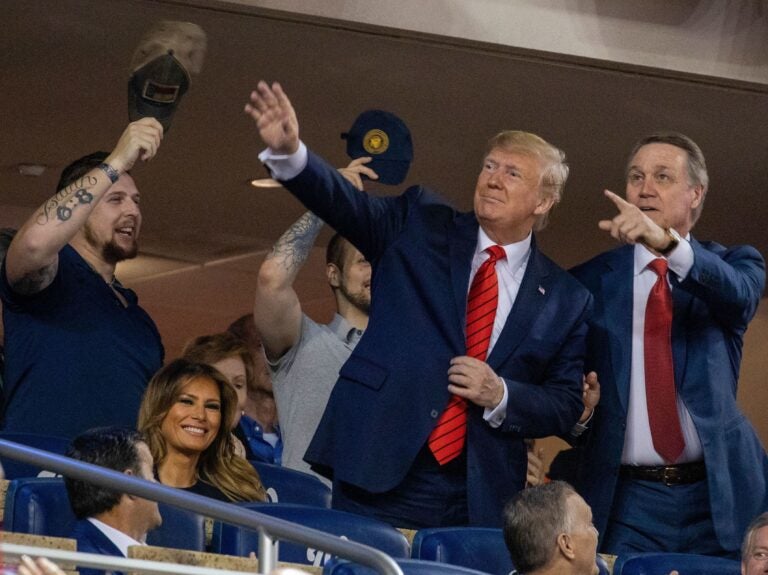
0;543;256;575
0;440;403;575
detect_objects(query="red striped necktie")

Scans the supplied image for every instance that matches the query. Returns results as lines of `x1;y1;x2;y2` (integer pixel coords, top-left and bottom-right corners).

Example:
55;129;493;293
645;258;685;463
428;245;506;465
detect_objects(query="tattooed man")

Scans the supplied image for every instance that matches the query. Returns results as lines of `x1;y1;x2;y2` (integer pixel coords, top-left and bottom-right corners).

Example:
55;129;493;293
253;158;375;482
0;118;165;438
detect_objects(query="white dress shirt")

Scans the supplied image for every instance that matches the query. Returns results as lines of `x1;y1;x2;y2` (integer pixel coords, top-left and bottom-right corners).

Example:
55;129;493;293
87;517;144;557
622;239;704;465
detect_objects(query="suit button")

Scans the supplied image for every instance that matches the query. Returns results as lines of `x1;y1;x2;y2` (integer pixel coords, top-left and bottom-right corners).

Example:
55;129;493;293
430;410;439;418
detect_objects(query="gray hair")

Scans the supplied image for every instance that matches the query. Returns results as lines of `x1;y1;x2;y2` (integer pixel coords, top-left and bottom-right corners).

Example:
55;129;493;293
626;132;709;226
742;512;768;563
503;481;577;573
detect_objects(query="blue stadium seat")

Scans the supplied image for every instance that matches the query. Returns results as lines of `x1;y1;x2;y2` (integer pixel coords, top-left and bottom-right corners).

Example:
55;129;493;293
411;527;513;575
324;558;493;575
250;461;331;507
412;526;610;575
0;432;71;479
5;477;206;551
4;477;75;536
146;503;206;551
614;552;741;575
212;502;410;568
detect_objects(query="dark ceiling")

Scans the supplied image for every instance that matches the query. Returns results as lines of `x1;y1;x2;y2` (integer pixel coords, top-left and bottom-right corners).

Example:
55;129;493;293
2;0;767;355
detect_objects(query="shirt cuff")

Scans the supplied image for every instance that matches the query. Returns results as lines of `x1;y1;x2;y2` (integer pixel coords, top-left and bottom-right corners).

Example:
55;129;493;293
484;378;508;428
666;236;693;280
570;407;594;438
258;141;308;181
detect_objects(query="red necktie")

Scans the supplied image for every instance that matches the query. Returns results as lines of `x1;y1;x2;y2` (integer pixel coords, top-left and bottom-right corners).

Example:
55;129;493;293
645;258;685;464
428;245;506;465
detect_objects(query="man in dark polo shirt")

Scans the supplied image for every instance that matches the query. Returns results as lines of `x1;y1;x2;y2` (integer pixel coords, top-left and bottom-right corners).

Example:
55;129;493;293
0;119;164;438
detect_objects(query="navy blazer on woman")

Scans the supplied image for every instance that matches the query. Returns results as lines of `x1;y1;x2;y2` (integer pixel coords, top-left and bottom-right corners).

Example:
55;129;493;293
570;239;768;551
278;151;592;526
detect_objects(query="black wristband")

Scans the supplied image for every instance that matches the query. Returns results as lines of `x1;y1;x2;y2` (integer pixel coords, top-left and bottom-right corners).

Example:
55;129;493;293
98;162;120;184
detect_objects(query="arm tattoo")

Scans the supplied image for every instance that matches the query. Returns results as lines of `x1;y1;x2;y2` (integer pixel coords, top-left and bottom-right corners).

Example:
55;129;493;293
36;175;97;225
267;212;324;274
11;262;57;295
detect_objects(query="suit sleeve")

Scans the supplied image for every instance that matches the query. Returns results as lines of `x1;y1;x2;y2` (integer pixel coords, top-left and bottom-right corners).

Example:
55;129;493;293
680;243;765;331
499;291;593;438
280;151;412;262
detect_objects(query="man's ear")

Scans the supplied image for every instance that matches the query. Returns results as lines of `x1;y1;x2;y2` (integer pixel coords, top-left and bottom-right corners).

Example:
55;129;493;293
123;468;137;500
690;183;704;210
556;532;576;560
327;263;341;288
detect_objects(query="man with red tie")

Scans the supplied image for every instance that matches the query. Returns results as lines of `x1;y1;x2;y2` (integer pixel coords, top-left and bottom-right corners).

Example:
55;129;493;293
244;81;592;528
570;133;768;556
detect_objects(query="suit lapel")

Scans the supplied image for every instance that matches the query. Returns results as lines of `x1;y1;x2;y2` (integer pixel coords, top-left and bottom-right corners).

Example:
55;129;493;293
601;247;634;413
487;237;549;368
670;238;696;393
449;214;479;328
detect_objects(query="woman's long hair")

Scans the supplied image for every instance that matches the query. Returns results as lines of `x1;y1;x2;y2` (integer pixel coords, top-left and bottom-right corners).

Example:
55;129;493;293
138;358;266;502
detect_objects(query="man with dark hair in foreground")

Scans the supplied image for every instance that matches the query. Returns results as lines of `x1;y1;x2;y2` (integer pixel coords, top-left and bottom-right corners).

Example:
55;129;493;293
65;426;162;573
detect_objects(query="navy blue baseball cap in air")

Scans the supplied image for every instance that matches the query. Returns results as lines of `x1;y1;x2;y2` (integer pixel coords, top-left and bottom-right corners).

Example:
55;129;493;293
342;110;413;185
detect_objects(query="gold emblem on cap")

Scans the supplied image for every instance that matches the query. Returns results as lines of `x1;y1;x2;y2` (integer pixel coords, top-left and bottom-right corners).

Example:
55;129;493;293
363;129;389;155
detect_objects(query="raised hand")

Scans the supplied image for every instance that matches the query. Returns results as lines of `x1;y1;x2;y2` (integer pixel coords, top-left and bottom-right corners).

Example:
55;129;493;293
597;190;667;251
337;157;378;191
106;117;164;174
244;81;299;155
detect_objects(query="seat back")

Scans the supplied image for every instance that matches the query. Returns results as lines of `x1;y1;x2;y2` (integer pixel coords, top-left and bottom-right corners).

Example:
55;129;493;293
324;558;492;575
212;503;410;567
5;478;207;551
0;433;71;479
411;527;512;575
250;461;331;507
4;477;76;537
615;552;741;575
145;503;207;551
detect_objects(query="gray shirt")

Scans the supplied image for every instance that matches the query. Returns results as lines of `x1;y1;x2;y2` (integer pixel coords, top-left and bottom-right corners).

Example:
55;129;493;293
269;313;362;483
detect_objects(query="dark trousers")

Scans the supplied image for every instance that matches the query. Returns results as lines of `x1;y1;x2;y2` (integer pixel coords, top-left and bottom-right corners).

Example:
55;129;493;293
332;445;469;529
602;476;737;558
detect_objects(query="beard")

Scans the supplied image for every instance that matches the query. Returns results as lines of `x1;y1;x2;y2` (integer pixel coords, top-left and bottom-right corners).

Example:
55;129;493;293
83;222;139;264
339;282;371;314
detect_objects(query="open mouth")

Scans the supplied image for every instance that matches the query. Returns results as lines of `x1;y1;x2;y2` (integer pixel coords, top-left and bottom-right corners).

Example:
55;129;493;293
181;425;207;436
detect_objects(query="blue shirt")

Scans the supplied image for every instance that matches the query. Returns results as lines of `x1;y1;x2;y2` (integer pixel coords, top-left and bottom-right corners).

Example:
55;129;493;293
238;414;283;465
0;244;163;438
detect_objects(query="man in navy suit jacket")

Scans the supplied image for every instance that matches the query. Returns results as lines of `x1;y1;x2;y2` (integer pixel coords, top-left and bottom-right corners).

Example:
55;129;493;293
244;82;592;528
570;132;767;556
65;427;162;574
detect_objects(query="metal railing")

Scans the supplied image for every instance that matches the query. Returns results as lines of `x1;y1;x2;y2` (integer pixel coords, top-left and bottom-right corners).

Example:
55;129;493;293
0;440;403;575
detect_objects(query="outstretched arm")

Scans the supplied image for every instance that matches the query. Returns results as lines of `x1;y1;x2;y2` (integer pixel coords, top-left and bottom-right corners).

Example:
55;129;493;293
254;158;377;361
4;118;163;294
254;211;324;361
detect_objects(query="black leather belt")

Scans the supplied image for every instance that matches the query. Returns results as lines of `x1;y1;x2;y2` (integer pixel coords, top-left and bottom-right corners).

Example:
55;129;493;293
620;461;706;486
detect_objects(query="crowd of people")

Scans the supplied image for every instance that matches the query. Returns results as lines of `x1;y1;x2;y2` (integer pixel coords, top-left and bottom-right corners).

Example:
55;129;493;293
0;75;766;574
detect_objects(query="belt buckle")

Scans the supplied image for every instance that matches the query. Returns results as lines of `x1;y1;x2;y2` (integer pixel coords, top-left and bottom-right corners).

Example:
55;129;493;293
661;466;681;486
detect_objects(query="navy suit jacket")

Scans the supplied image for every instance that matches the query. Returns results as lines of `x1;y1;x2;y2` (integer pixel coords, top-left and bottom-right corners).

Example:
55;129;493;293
570;239;768;551
281;151;592;526
71;519;125;575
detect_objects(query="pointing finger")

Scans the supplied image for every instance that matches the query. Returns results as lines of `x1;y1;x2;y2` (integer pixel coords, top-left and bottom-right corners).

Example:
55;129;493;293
603;189;631;211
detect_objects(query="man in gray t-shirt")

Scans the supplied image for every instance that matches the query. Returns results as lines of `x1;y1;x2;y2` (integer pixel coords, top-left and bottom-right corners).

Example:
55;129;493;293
254;160;374;481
